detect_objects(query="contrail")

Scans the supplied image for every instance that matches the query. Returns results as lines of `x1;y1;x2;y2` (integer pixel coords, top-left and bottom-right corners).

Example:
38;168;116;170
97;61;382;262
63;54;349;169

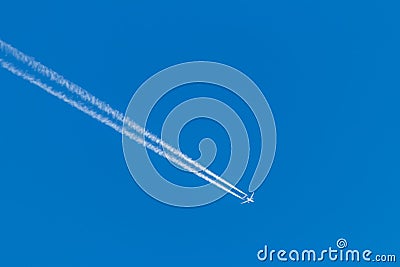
0;39;249;201
0;39;247;199
0;57;245;200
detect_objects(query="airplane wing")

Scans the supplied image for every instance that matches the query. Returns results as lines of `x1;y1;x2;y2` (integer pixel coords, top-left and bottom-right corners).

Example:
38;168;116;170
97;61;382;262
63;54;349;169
241;192;255;204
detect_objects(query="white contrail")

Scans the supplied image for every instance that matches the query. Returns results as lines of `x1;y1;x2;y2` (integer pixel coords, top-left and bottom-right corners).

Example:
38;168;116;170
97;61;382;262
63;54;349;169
0;39;246;197
0;57;245;200
0;39;247;198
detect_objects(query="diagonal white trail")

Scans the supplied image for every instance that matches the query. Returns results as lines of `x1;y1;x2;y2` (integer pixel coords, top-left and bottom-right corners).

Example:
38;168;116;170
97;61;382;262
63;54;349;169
0;58;245;200
0;39;246;198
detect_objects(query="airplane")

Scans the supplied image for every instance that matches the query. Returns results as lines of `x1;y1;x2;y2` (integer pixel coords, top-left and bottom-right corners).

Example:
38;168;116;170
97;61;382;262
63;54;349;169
241;192;255;204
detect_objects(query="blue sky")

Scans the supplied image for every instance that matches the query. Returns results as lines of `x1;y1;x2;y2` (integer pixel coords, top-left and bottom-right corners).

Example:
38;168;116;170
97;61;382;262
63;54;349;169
0;1;399;266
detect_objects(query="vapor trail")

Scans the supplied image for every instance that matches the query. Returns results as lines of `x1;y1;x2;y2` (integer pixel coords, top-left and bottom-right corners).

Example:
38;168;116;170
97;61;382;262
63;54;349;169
0;39;247;198
0;58;245;200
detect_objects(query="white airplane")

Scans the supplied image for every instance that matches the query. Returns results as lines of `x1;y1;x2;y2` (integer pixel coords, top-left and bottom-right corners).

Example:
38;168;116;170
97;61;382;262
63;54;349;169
241;192;255;204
